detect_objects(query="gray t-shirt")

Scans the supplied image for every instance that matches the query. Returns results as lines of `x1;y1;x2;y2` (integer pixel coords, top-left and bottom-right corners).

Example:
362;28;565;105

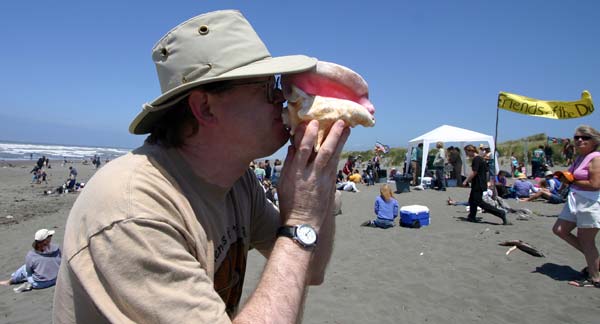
26;243;61;282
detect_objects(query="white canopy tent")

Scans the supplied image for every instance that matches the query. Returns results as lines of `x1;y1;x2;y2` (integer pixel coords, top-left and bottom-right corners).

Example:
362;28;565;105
407;125;499;185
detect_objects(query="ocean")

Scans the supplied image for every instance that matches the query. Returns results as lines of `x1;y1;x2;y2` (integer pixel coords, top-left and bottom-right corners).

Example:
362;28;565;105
0;141;131;161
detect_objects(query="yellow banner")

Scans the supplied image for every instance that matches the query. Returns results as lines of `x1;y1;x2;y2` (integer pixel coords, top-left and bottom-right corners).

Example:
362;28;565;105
497;90;594;119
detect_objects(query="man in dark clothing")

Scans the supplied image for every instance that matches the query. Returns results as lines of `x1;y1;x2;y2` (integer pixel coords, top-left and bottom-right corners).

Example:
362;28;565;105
531;145;545;178
37;156;45;169
543;144;553;167
462;144;511;225
264;160;272;180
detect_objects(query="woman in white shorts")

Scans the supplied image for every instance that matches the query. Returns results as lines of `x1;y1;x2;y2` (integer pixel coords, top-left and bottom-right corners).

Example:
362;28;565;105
552;125;600;288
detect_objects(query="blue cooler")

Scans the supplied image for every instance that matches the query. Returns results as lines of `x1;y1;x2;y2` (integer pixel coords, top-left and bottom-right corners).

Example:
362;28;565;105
400;205;430;228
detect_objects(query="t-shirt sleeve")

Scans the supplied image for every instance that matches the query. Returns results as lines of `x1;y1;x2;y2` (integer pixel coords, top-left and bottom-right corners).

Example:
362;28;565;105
79;219;231;324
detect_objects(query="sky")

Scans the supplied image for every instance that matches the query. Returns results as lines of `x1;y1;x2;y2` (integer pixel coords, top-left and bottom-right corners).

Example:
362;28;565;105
0;0;599;158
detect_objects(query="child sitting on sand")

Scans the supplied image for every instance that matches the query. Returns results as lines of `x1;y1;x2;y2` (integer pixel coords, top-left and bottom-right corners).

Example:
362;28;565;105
361;184;399;228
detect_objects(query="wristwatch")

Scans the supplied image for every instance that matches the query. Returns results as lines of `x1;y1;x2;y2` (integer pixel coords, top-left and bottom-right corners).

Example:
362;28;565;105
276;224;318;249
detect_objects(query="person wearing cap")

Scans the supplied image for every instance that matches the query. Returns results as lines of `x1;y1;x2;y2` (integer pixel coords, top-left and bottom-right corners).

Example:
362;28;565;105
462;144;510;225
543;170;562;194
0;229;61;293
53;10;350;323
552;125;600;288
512;173;537;199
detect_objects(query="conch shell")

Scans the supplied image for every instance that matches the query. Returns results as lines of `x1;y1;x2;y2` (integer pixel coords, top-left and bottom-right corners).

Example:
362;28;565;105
282;61;376;151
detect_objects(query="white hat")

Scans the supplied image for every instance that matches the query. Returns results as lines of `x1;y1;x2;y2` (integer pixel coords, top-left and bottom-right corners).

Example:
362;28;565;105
34;229;55;241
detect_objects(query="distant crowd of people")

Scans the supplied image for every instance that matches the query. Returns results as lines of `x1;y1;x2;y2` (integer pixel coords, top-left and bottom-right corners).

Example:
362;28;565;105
26;154;109;195
250;159;281;207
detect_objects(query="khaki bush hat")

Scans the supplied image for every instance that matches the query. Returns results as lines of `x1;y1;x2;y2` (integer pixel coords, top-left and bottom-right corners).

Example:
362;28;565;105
129;10;317;134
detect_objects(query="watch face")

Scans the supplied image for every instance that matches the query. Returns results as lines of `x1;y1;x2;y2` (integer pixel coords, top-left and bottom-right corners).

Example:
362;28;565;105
296;225;317;245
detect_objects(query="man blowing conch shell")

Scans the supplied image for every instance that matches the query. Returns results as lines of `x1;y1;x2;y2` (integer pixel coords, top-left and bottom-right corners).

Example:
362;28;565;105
53;9;374;324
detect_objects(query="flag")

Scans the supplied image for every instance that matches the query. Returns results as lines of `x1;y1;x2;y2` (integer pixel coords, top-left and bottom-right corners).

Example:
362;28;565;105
497;90;594;119
374;141;390;154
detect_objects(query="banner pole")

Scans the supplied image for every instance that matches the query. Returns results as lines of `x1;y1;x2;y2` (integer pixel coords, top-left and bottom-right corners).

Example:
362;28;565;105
491;106;500;198
494;106;499;156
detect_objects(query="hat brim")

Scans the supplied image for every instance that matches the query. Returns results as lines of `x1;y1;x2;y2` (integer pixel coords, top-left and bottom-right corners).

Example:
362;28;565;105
130;55;317;134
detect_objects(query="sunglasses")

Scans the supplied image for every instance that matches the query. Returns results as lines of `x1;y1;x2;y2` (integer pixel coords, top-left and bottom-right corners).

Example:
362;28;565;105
574;135;591;141
227;76;282;104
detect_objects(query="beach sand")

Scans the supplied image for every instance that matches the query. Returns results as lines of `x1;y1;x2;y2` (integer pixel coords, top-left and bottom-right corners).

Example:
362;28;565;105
1;161;599;323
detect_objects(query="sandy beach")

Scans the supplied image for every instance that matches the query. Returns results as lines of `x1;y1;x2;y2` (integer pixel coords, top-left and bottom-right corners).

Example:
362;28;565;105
1;160;599;324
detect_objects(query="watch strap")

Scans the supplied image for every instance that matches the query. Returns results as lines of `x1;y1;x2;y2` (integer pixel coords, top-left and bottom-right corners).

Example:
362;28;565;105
276;226;296;239
276;225;316;249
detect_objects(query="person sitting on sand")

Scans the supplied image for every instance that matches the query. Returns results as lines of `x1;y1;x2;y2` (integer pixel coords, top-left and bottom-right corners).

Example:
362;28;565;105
543;170;562;193
519;178;565;204
348;169;363;184
0;229;61;293
495;171;510;198
512;173;538;199
361;184;399;228
337;180;360;193
336;170;345;184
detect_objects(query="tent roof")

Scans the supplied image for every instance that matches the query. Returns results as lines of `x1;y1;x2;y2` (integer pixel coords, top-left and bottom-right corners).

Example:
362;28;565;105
408;125;493;145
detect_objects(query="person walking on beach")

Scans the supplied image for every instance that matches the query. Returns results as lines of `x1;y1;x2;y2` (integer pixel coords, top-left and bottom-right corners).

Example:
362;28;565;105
361;184;399;228
53;10;350;323
1;229;61;293
462;144;510;225
552;125;600;288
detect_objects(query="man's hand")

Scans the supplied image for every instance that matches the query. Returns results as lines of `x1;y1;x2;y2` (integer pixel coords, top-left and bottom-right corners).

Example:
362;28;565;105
277;120;350;231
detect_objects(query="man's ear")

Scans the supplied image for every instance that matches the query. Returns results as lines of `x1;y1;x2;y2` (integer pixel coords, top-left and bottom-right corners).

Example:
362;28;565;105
188;90;217;126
